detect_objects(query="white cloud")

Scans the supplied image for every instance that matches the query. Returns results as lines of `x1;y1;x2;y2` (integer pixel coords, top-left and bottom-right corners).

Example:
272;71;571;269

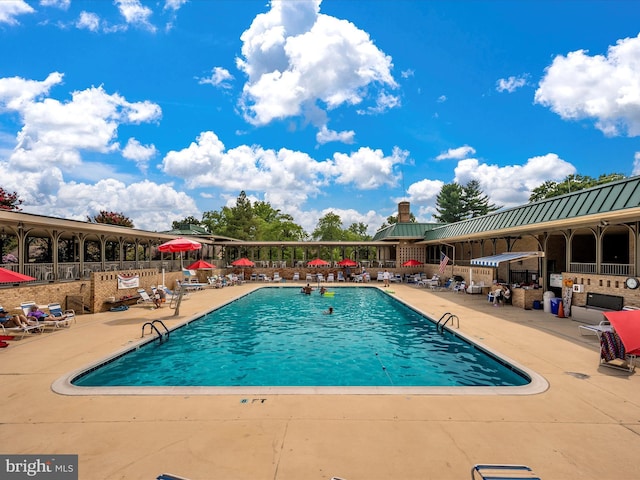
633;152;640;176
535;33;640;137
0;0;34;25
236;0;397;127
164;0;188;11
329;146;407;189
0;72;63;111
122;138;158;173
453;153;576;207
197;67;234;89
316;125;355;145
4;81;161;171
115;0;156;32
496;75;527;93
76;11;100;32
436;145;476;160
40;0;70;9
437;95;447;103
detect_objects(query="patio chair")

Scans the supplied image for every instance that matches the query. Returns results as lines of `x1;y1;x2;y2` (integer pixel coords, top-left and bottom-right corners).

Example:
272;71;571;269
327;273;334;282
600;330;636;372
292;272;300;281
471;464;540;480
578;320;612;336
317;273;325;282
305;273;313;282
337;271;346;282
44;303;75;328
137;288;156;305
0;305;43;338
377;271;384;282
273;272;282;282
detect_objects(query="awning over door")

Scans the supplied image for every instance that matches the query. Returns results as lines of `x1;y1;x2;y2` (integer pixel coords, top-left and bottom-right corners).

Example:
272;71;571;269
471;251;544;268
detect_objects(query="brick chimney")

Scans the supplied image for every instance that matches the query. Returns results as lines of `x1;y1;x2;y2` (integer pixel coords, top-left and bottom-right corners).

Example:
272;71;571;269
398;201;410;223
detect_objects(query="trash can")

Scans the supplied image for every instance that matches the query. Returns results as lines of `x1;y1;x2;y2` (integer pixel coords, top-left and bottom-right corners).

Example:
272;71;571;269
532;300;542;310
543;291;555;313
550;297;561;315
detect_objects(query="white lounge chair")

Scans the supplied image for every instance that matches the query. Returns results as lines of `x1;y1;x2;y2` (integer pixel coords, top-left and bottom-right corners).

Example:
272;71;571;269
579;320;612;336
44;303;75;328
327;273;334;282
273;272;282;282
0;305;43;338
137;289;156;305
337;272;346;282
292;272;300;281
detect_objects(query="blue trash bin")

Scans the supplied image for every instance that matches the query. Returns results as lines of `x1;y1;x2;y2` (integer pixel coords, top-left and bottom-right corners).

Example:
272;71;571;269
550;298;561;315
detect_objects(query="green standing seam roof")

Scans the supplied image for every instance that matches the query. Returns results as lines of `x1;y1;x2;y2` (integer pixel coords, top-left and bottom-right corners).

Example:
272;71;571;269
422;175;640;242
373;222;443;241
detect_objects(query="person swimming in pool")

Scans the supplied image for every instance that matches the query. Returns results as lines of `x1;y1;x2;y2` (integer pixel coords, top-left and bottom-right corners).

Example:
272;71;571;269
301;283;312;295
319;286;327;295
323;306;334;315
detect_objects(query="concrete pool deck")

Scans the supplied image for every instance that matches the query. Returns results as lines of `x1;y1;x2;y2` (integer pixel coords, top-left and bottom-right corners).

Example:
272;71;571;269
1;283;638;479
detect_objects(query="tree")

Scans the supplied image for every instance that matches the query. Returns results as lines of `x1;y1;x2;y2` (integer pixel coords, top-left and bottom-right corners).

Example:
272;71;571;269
87;211;134;227
434;183;466;223
0;187;23;211
528;173;626;202
434;181;501;223
312;212;345;241
463;180;501;217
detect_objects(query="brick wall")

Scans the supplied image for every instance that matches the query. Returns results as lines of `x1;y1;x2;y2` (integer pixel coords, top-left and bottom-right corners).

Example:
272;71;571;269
564;273;640;308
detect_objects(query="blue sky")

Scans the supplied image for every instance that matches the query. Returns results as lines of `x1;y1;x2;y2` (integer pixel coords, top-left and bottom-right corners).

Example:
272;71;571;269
1;0;639;234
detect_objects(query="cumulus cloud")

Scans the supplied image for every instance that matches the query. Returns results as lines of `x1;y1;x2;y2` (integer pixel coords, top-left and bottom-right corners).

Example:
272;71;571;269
76;11;100;32
162;131;406;206
535;34;640;136
316;125;355;145
4;81;161;171
236;0;397;127
453;153;576;207
164;0;188;11
122;138;158;173
633;152;640;176
436;145;476;160
197;67;235;89
496;75;527;93
0;0;34;25
115;0;156;32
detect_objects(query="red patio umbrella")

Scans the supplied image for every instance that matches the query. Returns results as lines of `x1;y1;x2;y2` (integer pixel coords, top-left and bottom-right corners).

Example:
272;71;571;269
0;267;36;284
186;259;214;270
402;259;423;267
337;258;357;267
231;258;255;267
604;310;640;355
307;258;329;266
158;237;202;253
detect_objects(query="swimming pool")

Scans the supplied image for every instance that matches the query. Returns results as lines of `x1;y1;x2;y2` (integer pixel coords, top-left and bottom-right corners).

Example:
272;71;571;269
59;287;547;395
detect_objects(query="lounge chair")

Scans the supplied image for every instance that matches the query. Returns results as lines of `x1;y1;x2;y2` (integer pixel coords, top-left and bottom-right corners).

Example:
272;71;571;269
317;273;325;282
600;330;636;372
292;272;300;281
305;273;313;282
377;271;384;282
137;289;156;305
337;271;345;282
327;273;334;282
156;474;190;480
453;281;466;293
579;320;612;336
471;464;540;479
0;305;43;338
44;303;75;328
273;272;282;282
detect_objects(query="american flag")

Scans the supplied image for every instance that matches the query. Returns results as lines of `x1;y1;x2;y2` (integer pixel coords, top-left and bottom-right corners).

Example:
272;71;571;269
438;251;450;275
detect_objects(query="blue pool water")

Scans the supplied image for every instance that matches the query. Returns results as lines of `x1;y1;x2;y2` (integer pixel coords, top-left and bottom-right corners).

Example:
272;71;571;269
72;287;530;388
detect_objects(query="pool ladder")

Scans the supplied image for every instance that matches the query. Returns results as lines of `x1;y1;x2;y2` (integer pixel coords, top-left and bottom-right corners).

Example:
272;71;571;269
436;312;459;333
141;319;170;343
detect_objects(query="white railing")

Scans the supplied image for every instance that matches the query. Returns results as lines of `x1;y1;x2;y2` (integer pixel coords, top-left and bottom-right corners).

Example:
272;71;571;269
569;262;632;276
